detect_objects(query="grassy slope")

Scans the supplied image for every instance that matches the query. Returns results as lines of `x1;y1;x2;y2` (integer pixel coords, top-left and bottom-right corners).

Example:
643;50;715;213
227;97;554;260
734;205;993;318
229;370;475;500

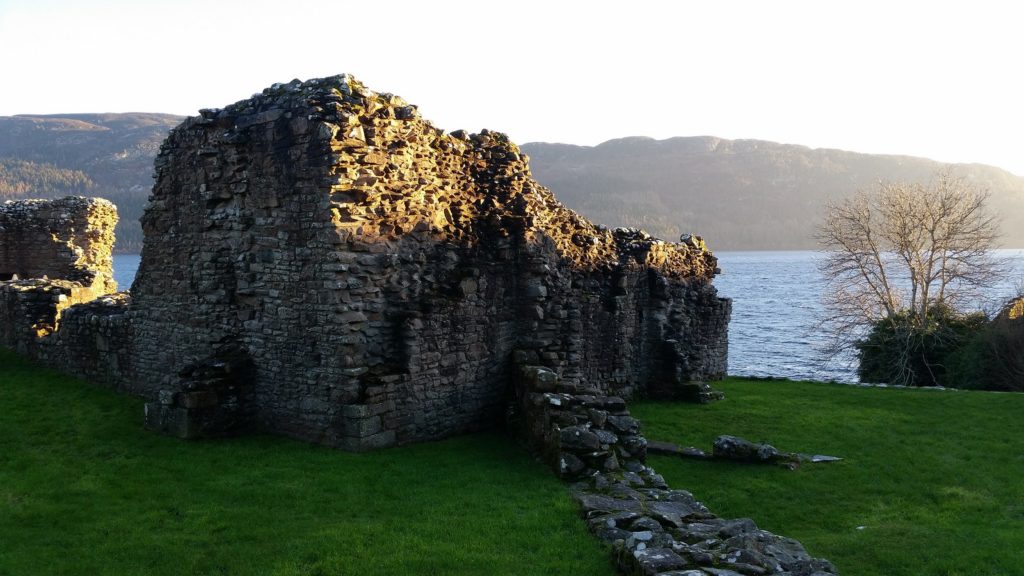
0;351;614;576
632;378;1024;576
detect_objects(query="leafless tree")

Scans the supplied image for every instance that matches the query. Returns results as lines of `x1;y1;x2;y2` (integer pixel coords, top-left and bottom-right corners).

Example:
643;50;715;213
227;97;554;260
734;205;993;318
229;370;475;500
816;169;1003;385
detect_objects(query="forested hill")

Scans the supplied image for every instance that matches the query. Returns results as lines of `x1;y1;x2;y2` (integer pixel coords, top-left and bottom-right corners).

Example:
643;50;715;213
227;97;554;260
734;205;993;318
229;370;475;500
0;113;184;252
522;137;1024;250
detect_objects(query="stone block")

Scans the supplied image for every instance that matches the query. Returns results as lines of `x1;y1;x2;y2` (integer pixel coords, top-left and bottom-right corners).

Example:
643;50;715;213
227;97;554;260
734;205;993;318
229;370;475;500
341;429;396;451
344;415;382;438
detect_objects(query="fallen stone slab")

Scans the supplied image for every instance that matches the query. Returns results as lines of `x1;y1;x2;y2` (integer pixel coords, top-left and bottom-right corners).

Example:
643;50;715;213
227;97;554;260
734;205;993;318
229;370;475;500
647;440;711;459
574;492;645;515
799;454;843;463
713;435;787;463
649;435;841;467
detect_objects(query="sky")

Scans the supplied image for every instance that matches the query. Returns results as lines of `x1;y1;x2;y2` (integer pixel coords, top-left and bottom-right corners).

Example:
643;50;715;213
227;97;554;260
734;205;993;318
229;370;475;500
1;0;1022;174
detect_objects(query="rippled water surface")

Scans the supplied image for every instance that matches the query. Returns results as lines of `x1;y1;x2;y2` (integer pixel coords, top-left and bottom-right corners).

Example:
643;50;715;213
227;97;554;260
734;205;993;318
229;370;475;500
715;250;1024;383
714;251;853;382
113;254;140;290
114;250;1024;384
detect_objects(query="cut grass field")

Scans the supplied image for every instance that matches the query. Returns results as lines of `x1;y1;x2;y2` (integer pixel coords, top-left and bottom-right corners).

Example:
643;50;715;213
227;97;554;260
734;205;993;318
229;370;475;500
4;351;1023;576
0;351;614;576
632;378;1024;576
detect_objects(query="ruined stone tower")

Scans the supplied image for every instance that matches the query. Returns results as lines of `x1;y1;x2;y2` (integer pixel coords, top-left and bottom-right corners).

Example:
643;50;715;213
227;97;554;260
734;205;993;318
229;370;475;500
1;75;730;450
0;197;117;344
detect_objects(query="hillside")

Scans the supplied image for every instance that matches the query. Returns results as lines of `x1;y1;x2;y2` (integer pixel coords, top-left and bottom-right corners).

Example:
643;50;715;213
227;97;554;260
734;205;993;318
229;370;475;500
0;113;184;252
4;117;1023;252
522;137;1024;249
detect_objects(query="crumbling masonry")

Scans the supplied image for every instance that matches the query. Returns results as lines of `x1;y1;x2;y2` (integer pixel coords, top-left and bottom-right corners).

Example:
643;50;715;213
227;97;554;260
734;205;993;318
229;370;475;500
1;75;729;449
0;196;119;353
0;76;841;576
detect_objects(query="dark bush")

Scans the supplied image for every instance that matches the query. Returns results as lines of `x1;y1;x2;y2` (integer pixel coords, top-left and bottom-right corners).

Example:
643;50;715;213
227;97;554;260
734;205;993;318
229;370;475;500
857;306;986;387
948;298;1024;391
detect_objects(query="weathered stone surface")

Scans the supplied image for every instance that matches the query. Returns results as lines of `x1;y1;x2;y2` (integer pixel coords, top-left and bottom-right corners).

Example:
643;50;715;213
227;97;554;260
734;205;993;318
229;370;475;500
713;435;785;463
0;196;117;295
0;198;126;385
626;547;689;575
574;493;646;515
1;75;730;449
0;77;842;576
143;344;255;438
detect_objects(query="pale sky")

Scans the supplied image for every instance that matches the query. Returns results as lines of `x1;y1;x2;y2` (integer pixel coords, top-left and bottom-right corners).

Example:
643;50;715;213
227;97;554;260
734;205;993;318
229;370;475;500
1;0;1022;175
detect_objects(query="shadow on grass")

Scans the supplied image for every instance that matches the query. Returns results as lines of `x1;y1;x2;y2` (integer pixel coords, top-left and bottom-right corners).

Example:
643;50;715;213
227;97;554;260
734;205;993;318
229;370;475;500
0;351;614;576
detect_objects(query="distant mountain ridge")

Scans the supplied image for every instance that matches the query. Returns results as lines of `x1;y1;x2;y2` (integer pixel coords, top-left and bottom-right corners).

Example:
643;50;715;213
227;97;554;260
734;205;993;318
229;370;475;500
0;113;185;252
3;115;1022;251
521;136;1024;250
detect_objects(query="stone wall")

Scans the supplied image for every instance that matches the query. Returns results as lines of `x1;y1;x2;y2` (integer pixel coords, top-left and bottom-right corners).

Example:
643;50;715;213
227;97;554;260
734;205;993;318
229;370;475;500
0;196;117;346
129;75;730;448
0;197;128;388
0;78;848;576
1;75;730;452
0;197;116;294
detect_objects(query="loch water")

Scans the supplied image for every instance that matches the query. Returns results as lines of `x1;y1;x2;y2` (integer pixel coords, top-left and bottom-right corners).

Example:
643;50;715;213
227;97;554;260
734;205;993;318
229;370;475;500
113;250;1024;384
713;251;854;382
715;250;1024;383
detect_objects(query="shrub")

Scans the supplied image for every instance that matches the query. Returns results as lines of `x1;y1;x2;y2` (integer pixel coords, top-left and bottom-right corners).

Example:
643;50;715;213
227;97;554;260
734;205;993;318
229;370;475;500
856;306;986;387
948;297;1024;391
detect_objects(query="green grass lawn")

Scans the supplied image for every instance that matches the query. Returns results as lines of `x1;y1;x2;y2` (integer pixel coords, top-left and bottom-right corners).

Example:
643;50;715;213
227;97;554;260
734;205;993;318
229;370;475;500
0;350;614;576
632;378;1024;576
6;350;1023;576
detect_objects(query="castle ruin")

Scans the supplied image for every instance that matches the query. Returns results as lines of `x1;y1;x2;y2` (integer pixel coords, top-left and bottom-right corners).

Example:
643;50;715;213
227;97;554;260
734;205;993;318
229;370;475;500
0;76;847;576
0;74;729;450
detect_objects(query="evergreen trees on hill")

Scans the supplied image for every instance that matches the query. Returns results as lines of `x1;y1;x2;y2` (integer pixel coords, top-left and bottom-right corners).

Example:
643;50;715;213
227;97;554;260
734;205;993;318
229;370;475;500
0;158;95;198
0;113;183;252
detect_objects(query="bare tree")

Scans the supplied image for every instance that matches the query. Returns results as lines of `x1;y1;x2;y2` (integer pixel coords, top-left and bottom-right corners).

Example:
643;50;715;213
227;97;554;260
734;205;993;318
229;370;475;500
817;169;1003;385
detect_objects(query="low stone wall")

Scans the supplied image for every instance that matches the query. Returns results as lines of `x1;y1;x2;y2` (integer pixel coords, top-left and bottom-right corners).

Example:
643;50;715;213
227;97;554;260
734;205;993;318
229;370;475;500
515;366;837;576
0;280;73;346
0;280;132;389
33;293;134;390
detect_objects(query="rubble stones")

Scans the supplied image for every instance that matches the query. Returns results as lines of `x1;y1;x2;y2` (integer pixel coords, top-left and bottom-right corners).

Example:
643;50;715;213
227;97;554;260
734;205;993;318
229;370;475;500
515;366;837;576
712;435;785;463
